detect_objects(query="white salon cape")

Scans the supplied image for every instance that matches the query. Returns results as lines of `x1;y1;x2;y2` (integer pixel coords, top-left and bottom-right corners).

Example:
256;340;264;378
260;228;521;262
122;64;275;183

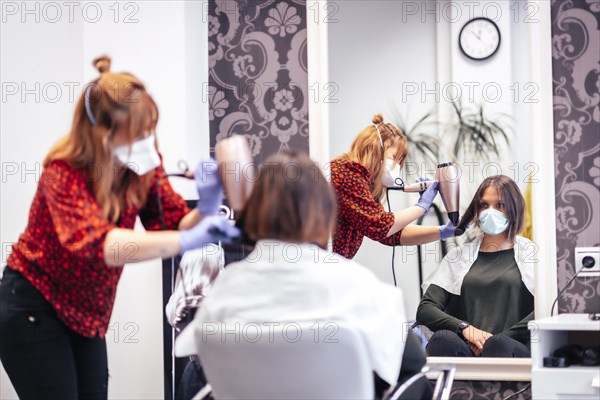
422;234;535;296
175;240;407;385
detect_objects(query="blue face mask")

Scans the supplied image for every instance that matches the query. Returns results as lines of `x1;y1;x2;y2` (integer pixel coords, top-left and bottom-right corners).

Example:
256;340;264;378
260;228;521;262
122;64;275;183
478;208;509;236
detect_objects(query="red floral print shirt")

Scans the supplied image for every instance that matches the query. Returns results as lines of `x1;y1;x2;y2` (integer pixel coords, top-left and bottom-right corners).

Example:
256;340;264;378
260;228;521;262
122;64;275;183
7;160;189;338
331;158;402;259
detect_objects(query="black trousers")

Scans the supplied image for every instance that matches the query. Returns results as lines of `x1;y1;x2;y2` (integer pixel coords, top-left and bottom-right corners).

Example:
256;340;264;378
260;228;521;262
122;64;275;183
426;329;531;357
0;267;109;400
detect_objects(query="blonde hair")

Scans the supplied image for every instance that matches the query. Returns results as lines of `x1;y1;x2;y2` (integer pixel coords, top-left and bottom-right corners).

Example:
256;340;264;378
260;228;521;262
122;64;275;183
44;55;159;222
336;113;408;202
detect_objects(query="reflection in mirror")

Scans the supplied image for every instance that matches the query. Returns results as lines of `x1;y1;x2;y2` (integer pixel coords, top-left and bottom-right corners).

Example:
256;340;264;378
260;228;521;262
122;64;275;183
323;0;548;372
416;176;534;358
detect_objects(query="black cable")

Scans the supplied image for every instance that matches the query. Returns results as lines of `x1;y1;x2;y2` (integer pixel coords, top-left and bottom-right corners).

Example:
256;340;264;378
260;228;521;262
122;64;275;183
551;256;597;316
415;203;447;298
156;188;187;305
385;189;398;287
166;173;193;179
157;181;191;323
156;187;178;400
160;181;205;396
385;190;449;290
550;271;581;316
501;383;531;400
159;174;200;299
156;187;168;231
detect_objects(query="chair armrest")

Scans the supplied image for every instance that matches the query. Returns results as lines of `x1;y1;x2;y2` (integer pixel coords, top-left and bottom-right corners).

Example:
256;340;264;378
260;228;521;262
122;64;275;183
422;364;456;400
192;384;213;400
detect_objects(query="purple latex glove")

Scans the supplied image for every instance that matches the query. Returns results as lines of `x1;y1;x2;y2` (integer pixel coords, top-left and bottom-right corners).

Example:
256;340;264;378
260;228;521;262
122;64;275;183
194;158;223;216
439;219;456;241
179;215;240;254
415;179;439;213
439;219;468;241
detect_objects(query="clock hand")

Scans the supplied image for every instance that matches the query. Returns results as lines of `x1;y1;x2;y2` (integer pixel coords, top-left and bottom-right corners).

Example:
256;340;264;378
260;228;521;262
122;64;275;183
471;30;481;40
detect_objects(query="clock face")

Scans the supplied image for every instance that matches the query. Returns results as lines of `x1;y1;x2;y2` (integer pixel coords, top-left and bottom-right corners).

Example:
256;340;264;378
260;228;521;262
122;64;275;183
459;18;501;60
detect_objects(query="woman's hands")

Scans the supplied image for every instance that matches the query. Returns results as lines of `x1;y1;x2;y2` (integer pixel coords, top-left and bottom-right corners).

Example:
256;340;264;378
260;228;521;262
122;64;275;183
462;326;493;356
194;158;223;216
439;220;456;240
415;179;439;214
439;217;469;241
440;219;465;241
179;215;240;254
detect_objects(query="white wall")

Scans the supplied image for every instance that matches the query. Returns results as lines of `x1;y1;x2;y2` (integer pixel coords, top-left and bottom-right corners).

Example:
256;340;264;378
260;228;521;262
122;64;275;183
327;0;535;319
1;1;206;399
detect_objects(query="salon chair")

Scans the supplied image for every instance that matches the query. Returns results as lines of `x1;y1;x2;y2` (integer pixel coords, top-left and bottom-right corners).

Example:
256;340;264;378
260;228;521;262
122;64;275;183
192;322;375;399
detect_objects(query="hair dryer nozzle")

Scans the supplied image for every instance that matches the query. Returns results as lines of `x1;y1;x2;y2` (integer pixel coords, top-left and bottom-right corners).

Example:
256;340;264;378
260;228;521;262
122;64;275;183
436;162;460;225
448;211;459;226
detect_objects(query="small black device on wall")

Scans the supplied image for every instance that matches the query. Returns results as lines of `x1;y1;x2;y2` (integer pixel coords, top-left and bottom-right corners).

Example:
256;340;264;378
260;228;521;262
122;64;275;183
459;17;501;61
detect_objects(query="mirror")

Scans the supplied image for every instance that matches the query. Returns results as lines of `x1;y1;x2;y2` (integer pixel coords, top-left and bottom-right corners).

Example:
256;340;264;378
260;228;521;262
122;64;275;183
320;0;556;377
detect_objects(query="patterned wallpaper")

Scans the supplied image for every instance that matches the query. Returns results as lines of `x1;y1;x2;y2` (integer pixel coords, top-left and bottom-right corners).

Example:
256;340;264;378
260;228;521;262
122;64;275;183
449;381;531;400
551;0;600;313
208;0;309;164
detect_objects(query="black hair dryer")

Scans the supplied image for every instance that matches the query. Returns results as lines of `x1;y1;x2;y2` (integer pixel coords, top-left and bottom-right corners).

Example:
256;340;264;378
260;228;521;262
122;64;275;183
436;162;460;226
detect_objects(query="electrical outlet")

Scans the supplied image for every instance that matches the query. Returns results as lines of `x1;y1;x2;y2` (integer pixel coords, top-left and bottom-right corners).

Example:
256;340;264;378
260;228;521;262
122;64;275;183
575;247;600;277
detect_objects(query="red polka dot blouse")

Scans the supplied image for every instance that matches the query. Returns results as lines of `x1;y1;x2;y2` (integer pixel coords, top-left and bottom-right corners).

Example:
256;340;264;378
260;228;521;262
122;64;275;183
7;160;189;338
331;158;403;259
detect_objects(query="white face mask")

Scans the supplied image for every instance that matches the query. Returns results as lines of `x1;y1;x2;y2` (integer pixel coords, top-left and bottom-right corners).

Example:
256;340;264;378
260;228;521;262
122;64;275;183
382;158;401;187
478;208;509;236
113;135;161;175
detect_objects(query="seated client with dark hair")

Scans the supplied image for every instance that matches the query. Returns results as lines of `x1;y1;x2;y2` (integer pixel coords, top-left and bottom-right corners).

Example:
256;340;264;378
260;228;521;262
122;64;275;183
176;151;431;399
416;175;535;358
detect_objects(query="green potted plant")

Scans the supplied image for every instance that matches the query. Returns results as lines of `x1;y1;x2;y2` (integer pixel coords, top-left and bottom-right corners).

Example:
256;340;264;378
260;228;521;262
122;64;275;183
390;107;439;170
446;100;511;161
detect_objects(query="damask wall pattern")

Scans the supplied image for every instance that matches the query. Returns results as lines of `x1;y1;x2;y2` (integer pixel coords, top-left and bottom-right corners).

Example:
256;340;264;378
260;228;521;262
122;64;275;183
551;0;600;313
449;381;531;400
208;0;309;163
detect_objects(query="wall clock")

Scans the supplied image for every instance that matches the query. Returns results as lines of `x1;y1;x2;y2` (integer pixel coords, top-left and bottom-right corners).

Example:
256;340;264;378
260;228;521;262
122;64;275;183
459;17;501;61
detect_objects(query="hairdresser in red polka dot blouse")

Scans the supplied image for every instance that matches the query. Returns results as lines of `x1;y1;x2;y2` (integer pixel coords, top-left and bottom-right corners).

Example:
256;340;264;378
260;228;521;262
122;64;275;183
331;114;459;260
0;56;239;399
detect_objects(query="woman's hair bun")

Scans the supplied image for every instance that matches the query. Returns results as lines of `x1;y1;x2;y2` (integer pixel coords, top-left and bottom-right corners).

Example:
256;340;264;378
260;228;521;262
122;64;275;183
93;55;111;74
372;113;384;125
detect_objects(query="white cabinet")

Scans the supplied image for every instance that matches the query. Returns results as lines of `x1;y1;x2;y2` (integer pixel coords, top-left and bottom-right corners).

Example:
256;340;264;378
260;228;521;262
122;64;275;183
529;314;600;399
